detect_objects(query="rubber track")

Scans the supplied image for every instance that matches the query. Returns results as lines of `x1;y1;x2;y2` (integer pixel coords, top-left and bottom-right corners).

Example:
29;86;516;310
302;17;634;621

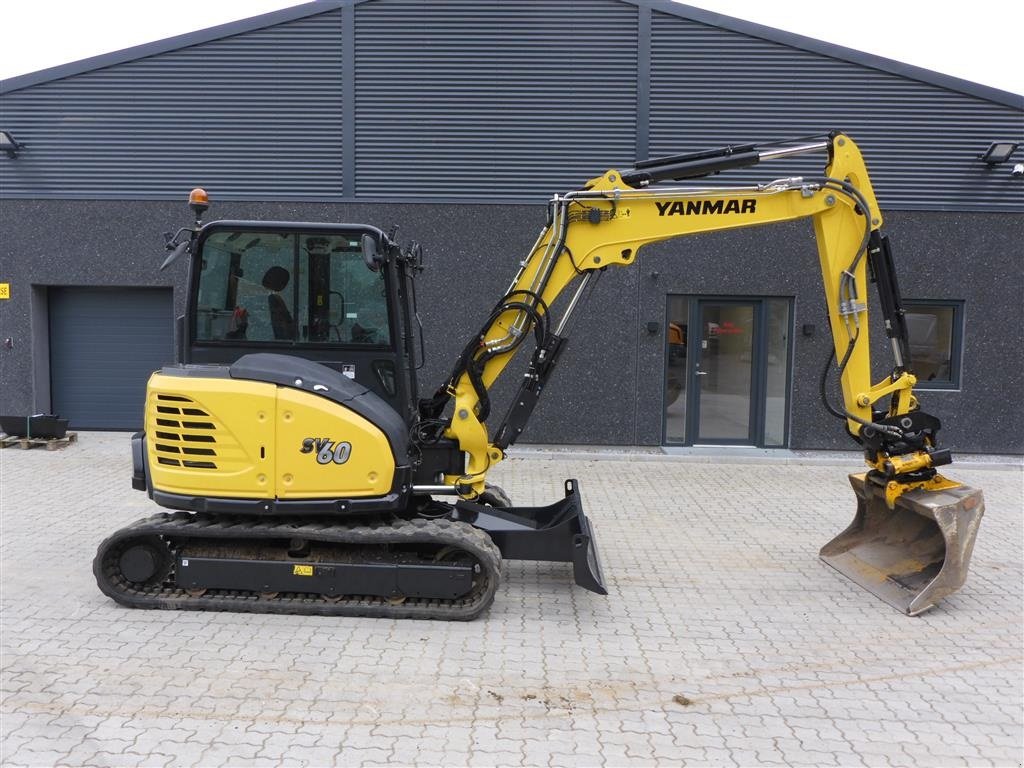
94;513;502;621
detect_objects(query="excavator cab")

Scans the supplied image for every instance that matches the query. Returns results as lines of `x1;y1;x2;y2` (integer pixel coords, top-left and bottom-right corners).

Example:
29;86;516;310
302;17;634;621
176;220;422;422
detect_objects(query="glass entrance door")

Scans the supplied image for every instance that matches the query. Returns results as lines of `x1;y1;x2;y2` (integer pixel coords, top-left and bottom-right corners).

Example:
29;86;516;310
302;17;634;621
663;296;793;447
694;301;756;443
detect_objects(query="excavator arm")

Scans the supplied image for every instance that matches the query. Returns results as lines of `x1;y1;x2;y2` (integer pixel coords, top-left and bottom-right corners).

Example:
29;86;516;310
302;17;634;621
426;134;918;492
420;132;984;614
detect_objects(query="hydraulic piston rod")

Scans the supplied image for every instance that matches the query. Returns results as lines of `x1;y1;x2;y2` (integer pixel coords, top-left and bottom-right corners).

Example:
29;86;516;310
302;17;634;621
622;135;831;186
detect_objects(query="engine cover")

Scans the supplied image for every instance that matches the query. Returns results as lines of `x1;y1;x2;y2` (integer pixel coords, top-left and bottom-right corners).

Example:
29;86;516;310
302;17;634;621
144;360;403;504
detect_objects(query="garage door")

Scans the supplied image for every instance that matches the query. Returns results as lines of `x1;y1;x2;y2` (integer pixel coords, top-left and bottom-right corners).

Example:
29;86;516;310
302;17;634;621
49;288;173;430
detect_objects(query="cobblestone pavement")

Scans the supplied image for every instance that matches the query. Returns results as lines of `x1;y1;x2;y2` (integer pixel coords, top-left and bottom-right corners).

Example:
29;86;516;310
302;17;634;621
2;433;1021;767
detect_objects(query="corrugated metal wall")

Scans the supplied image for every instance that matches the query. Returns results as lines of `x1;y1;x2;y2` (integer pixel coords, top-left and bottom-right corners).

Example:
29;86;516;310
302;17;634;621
1;1;1020;209
0;10;344;200
353;0;638;200
648;11;1023;211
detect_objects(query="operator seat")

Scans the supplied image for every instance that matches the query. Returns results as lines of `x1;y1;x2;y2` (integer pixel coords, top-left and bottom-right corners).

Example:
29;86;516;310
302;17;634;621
262;266;295;341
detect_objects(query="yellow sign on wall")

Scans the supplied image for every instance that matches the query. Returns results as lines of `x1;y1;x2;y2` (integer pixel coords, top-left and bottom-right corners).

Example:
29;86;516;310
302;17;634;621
0;283;10;300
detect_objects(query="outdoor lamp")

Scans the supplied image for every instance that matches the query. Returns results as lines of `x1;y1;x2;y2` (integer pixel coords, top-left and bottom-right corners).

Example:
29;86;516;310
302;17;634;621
0;130;25;159
978;141;1019;164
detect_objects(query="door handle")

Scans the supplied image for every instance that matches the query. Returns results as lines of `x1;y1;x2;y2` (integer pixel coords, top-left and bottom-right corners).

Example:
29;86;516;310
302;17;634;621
696;371;709;376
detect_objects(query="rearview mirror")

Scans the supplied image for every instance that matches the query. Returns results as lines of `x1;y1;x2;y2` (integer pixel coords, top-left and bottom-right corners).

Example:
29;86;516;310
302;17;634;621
160;240;190;272
361;234;382;272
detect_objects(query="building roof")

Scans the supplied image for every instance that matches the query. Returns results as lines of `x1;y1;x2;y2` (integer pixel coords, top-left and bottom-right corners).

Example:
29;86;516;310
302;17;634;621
2;0;1021;108
0;1;343;94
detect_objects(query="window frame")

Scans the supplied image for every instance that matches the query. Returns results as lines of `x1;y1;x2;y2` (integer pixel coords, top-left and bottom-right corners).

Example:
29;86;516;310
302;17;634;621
903;299;965;391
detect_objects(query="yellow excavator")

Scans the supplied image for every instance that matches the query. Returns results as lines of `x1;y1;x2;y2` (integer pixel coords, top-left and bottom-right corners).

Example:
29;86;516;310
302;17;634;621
94;132;984;619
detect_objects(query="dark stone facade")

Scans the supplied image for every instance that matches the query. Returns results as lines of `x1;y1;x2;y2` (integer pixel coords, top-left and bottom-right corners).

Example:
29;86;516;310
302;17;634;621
2;200;1020;453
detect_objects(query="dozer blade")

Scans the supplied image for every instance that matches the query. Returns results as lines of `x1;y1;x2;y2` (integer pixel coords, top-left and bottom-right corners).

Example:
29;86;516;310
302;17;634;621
452;478;608;595
820;473;984;615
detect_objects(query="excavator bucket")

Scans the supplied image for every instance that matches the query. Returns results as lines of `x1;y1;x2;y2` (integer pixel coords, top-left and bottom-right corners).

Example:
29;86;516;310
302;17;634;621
820;473;984;615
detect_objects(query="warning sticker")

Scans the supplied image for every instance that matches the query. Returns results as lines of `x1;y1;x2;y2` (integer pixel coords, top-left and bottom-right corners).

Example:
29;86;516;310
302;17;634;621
293;564;314;577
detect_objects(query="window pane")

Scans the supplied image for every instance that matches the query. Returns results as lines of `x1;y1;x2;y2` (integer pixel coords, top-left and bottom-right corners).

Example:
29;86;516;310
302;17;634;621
906;304;957;386
664;296;689;442
297;235;391;346
763;298;790;446
195;231;296;342
697;303;754;441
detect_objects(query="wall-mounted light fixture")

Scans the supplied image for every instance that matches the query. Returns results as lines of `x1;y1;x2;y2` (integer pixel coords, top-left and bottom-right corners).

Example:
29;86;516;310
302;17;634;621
978;141;1019;165
0;130;25;159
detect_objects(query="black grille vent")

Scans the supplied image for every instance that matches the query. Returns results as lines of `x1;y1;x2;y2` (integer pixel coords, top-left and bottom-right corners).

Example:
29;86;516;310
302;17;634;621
152;394;219;469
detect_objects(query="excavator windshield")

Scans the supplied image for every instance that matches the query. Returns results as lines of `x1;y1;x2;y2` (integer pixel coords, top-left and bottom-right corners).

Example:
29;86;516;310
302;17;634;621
193;228;391;347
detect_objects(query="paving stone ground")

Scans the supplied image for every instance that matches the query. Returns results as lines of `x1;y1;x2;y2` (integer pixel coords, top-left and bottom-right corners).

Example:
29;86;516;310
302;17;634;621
1;433;1021;767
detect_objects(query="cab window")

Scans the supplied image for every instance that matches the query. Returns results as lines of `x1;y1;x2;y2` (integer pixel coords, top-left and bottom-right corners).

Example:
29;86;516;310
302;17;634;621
296;234;391;346
193;230;390;347
195;231;294;343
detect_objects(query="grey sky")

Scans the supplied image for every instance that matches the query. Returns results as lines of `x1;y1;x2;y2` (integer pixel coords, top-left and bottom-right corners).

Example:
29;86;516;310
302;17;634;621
1;0;1021;96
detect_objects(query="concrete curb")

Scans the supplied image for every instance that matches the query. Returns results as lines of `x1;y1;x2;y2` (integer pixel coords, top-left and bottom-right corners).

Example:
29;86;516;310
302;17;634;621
505;444;1023;469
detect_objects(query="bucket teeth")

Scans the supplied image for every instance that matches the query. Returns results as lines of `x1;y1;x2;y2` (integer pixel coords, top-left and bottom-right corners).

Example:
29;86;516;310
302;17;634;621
820;473;984;615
